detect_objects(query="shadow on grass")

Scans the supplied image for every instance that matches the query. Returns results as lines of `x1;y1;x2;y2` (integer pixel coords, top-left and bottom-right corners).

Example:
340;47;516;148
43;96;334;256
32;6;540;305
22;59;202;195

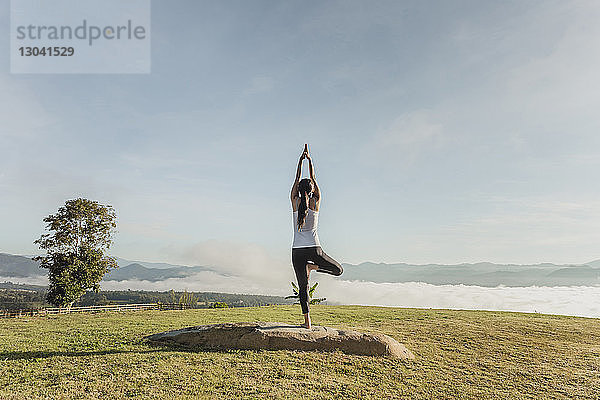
0;347;171;361
0;341;270;361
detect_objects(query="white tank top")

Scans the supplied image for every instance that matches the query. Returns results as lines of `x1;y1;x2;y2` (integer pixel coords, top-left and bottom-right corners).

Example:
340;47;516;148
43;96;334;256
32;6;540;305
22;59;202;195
292;208;321;248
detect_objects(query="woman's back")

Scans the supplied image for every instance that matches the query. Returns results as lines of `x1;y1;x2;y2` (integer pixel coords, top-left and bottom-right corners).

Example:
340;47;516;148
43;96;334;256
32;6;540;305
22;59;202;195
292;208;320;248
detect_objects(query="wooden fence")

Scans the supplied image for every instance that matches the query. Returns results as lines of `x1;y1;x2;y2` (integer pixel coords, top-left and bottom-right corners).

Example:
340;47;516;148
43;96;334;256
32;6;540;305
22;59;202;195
0;303;190;319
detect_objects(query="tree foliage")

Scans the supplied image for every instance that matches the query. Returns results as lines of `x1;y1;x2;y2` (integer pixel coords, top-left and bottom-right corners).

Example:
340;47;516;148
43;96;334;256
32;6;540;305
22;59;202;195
34;198;117;307
167;289;197;306
76;290;291;308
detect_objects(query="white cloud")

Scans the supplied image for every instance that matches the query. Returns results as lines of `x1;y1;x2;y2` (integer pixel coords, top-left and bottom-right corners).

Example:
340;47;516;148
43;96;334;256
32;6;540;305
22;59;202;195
101;271;288;296
505;3;600;120
316;277;600;318
88;273;600;318
364;109;444;165
243;76;275;95
406;196;600;265
164;239;294;286
0;275;49;286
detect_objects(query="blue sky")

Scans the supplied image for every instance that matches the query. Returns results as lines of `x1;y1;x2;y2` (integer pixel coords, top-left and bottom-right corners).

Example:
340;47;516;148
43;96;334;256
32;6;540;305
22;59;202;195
1;0;600;267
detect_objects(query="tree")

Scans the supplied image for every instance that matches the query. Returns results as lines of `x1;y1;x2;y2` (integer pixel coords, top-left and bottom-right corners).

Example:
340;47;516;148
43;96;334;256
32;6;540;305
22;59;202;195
178;290;197;307
285;282;326;305
34;198;117;307
167;289;197;307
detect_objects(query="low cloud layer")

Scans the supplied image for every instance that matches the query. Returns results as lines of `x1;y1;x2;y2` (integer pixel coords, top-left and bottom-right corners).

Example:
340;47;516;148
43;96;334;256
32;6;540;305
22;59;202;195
102;275;600;318
0;275;49;287
101;271;288;295
317;277;600;318
4;271;598;318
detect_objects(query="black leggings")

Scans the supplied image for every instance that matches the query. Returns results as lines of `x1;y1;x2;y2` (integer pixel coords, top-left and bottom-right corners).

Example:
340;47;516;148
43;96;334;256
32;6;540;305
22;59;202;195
291;246;343;314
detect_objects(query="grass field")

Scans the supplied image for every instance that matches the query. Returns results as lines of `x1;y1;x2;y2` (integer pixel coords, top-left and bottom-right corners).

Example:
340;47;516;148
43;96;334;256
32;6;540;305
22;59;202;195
0;305;598;399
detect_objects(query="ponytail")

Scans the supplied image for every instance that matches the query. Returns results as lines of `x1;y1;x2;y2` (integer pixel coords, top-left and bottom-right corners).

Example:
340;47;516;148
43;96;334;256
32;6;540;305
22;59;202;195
297;191;308;231
296;178;313;231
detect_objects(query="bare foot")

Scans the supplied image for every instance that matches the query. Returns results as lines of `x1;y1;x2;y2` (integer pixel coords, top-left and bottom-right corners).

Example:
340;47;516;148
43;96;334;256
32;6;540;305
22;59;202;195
306;263;318;279
300;322;312;329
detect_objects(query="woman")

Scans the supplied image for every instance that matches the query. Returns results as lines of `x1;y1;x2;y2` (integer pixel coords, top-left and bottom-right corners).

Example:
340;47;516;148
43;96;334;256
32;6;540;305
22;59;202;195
290;144;343;329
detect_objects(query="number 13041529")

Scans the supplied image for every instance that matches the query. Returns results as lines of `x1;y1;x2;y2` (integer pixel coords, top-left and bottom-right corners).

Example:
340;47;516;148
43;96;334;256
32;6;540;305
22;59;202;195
19;47;74;56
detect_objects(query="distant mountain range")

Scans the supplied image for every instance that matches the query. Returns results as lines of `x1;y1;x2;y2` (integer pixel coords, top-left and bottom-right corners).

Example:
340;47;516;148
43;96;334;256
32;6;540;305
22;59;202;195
341;261;600;287
1;252;599;287
0;253;46;278
106;262;220;281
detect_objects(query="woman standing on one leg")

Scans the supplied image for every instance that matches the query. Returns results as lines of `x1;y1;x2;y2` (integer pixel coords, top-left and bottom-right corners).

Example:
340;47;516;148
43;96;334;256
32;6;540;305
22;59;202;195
290;144;343;329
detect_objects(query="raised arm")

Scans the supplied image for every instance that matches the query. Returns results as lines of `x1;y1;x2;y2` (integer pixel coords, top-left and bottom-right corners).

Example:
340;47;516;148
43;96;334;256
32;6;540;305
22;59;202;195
306;155;320;201
290;152;305;202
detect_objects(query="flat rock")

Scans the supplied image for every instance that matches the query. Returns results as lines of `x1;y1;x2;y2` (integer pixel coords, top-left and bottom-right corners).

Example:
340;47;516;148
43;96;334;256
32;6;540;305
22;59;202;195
144;322;414;360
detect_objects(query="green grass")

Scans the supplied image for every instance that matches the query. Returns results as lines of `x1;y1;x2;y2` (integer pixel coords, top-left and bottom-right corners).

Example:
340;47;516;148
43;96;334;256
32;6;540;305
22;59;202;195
0;305;598;399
